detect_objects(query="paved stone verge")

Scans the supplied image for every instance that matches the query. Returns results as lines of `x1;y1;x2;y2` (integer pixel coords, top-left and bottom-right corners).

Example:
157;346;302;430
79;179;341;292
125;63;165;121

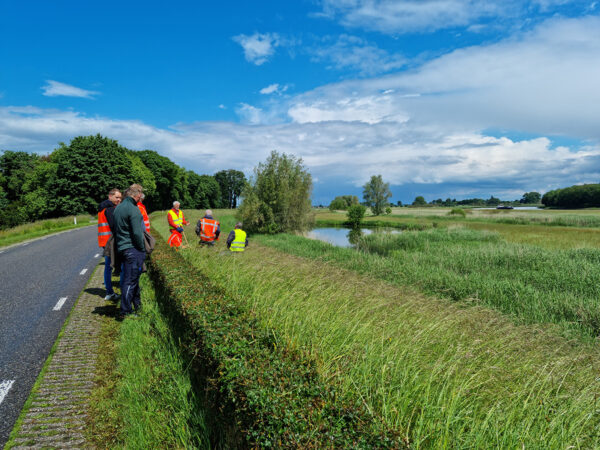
7;263;107;449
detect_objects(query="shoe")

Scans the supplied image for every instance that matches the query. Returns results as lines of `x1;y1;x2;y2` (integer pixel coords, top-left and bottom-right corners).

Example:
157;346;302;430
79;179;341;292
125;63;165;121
105;293;115;300
105;293;120;301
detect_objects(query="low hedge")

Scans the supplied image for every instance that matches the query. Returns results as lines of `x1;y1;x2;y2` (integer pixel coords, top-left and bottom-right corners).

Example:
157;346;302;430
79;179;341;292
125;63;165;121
148;232;405;448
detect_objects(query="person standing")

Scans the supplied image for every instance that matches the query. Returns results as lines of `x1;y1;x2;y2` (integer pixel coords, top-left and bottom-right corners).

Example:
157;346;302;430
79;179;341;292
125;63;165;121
113;184;145;318
97;188;122;300
137;193;151;232
167;201;189;248
226;222;248;252
195;209;220;246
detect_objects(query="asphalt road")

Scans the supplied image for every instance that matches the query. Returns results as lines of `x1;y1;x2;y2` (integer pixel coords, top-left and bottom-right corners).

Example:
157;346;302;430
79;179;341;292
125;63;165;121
0;225;100;446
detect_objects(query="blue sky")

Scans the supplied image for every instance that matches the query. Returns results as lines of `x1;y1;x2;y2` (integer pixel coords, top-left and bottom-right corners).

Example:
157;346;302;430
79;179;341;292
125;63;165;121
1;0;600;205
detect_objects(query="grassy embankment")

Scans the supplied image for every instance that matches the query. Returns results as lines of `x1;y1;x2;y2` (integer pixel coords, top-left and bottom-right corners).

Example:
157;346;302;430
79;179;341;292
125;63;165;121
151;209;600;447
87;272;210;448
0;214;95;248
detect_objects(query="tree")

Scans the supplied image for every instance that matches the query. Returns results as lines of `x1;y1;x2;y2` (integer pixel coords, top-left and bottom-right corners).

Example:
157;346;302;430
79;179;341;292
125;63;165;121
46;135;139;215
215;169;246;209
238;151;313;233
362;175;392;216
329;195;359;211
137;149;187;211
186;171;222;209
520;192;541;204
412;196;426;206
346;204;366;228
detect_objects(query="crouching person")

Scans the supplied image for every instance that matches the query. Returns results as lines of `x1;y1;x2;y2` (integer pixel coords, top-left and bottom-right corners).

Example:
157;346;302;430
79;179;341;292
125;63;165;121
195;209;220;246
113;184;146;319
227;222;248;252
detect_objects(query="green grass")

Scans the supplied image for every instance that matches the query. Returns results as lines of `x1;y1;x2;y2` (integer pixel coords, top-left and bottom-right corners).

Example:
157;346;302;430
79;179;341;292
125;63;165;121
88;273;210;449
0;214;95;248
151;216;600;447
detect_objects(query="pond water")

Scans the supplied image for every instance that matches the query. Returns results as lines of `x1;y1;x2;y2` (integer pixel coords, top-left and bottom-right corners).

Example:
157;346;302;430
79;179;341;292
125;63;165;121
305;227;401;248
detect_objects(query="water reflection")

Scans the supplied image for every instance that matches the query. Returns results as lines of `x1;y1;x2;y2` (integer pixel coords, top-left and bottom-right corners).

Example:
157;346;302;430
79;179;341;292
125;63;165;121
305;227;401;248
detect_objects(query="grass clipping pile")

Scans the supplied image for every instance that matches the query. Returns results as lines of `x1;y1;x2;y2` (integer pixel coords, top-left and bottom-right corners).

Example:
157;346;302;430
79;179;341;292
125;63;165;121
148;231;405;448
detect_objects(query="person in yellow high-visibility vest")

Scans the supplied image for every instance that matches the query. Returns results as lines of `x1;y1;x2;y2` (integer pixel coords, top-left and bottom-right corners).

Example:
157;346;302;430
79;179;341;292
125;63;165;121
167;201;189;248
226;222;248;252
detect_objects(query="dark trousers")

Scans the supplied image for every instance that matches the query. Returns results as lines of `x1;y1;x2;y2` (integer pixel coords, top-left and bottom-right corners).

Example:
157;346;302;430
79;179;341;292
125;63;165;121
120;247;145;315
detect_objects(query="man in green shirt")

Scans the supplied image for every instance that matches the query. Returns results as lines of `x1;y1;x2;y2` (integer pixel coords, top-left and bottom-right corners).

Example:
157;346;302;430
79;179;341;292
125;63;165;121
113;183;145;318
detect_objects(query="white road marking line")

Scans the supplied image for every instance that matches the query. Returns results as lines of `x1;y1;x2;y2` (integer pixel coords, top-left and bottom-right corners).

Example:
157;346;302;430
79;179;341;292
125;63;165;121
0;380;15;406
80;268;88;275
94;253;100;258
21;242;29;246
53;297;68;311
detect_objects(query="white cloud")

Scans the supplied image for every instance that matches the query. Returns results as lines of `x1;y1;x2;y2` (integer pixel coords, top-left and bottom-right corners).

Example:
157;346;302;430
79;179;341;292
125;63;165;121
41;80;99;99
310;34;405;75
232;33;280;65
1;105;598;198
319;0;582;34
286;16;600;140
260;83;289;95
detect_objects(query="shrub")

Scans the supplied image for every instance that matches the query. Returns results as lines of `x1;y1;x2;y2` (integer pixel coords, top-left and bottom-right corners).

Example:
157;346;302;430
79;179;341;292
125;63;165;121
448;207;466;217
238;151;314;234
347;204;367;228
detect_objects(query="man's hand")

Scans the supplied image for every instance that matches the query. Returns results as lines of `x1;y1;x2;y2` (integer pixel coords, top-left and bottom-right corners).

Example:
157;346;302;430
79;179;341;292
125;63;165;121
176;227;184;233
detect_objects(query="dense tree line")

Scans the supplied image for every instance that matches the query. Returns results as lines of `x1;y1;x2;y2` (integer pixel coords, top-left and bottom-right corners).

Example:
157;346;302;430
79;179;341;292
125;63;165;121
0;134;246;229
542;184;600;208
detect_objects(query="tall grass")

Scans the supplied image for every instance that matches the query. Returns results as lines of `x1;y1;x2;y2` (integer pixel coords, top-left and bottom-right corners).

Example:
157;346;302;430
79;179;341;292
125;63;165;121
261;228;600;340
88;274;210;448
150;212;600;446
0;214;95;247
157;236;600;447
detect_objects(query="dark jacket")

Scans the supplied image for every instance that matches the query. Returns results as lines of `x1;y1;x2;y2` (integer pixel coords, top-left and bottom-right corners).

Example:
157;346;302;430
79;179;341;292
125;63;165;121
226;229;248;249
113;196;145;253
98;199;117;231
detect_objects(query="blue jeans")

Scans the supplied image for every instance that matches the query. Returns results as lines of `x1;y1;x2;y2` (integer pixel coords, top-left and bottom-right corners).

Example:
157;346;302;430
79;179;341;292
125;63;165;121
104;256;114;295
104;256;124;295
120;248;145;315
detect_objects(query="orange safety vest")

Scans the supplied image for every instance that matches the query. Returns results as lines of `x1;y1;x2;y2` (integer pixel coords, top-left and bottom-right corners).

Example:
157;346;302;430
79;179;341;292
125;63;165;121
199;218;219;242
138;202;150;232
168;231;182;248
168;209;184;231
97;208;112;247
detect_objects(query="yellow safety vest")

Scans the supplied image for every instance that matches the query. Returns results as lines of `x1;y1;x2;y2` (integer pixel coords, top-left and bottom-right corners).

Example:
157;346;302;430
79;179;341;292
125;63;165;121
230;229;246;252
168;209;183;230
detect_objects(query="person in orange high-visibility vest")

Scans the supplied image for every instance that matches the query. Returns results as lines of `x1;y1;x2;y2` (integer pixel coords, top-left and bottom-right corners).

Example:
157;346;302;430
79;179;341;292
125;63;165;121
195;209;220;246
167;201;189;248
137;193;150;232
98;188;122;300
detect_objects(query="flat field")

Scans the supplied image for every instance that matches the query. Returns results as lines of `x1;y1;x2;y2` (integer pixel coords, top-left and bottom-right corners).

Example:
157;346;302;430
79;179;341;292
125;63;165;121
150;208;600;448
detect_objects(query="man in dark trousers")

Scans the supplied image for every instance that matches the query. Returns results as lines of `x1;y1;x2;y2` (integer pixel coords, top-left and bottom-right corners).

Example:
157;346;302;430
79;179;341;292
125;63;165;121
113;184;145;319
97;188;122;300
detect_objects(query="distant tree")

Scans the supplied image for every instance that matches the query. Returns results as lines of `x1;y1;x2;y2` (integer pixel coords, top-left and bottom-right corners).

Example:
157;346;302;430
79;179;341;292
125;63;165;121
542;184;600;208
520;192;541;204
187;171;222;209
215;169;246;208
0;151;41;202
396;200;403;207
412;196;426;206
385;206;392;215
486;196;501;206
329;195;359;211
238;151;313;233
347;204;366;228
363;175;392;216
137;149;187;211
47;135;138;215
